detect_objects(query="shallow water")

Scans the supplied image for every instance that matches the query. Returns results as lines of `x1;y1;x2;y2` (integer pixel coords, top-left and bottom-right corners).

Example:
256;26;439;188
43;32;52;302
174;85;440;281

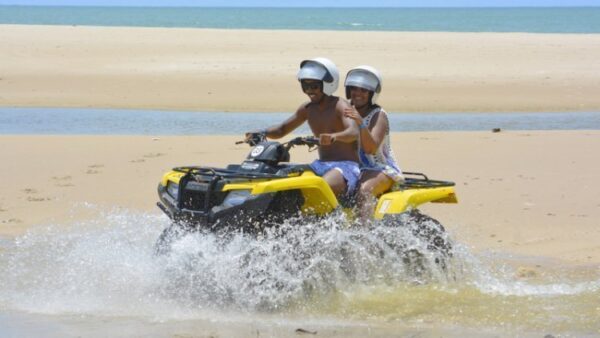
0;206;599;336
2;107;600;134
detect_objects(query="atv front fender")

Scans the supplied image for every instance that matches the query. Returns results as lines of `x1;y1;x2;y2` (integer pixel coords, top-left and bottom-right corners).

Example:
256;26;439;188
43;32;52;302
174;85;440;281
234;173;338;215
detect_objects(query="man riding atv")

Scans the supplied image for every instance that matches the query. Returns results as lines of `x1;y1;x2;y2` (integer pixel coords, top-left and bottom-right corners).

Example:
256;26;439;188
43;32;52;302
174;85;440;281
246;57;360;198
154;58;458;262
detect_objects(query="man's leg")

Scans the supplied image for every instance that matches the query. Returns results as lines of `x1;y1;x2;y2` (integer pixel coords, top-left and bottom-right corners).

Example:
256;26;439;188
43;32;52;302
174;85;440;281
322;169;347;197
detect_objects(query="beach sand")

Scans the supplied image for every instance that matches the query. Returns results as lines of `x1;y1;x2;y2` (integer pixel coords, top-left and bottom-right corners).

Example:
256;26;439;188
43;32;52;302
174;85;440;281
1;24;600;337
1;24;600;112
1;131;599;265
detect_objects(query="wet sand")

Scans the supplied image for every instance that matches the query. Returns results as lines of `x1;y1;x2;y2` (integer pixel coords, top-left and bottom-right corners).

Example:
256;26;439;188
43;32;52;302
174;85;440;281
1;131;599;265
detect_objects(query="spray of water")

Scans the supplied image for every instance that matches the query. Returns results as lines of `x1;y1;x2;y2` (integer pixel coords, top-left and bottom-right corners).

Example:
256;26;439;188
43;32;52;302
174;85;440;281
0;207;453;314
154;210;456;312
0;205;598;331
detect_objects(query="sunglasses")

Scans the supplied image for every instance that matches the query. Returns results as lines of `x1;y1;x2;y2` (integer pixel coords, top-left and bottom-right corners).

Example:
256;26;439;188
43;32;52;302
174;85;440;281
301;81;322;91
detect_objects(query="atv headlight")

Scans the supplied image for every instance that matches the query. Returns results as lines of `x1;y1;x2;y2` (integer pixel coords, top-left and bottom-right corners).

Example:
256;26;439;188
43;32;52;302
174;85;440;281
223;190;251;207
166;182;179;199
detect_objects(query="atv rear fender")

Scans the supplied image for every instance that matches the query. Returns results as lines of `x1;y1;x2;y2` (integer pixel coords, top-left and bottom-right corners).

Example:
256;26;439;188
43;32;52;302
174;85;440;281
373;186;457;220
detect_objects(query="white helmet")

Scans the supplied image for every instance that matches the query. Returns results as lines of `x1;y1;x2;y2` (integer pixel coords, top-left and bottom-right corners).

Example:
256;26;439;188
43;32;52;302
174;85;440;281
344;65;383;104
297;57;339;96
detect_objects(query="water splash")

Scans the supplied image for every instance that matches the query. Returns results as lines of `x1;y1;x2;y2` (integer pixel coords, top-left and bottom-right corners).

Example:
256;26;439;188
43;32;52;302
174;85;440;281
0;207;598;332
151;210;456;312
0;209;166;316
0;208;452;314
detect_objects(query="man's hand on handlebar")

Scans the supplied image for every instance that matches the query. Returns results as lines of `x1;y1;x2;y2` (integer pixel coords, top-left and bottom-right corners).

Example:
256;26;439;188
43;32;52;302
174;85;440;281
240;131;266;146
284;136;320;150
319;133;336;146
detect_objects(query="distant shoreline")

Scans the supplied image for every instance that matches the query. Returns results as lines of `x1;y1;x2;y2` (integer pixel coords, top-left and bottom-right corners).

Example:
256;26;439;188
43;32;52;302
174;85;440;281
1;6;600;33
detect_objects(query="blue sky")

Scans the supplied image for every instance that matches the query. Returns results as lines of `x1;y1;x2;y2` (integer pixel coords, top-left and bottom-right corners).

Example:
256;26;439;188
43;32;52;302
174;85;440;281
1;0;599;6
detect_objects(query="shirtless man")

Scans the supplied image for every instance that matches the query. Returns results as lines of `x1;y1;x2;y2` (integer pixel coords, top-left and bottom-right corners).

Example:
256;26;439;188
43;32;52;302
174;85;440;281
246;57;359;197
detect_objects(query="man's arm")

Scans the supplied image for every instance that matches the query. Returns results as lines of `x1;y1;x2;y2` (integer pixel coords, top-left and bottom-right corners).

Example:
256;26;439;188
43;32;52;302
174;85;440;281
247;103;308;140
329;99;359;143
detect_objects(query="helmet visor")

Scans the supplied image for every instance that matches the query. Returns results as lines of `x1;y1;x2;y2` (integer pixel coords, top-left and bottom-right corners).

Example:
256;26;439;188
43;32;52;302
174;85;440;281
344;69;379;92
298;61;330;82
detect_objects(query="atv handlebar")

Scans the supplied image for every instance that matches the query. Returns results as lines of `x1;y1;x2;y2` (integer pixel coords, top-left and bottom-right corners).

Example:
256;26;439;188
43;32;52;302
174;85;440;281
285;136;320;149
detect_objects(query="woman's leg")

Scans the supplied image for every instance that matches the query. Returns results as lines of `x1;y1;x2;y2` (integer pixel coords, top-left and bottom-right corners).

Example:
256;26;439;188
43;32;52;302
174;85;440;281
357;170;394;223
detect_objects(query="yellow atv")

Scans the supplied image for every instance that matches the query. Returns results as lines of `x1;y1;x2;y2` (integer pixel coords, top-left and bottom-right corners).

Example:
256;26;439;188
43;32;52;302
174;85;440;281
155;134;457;259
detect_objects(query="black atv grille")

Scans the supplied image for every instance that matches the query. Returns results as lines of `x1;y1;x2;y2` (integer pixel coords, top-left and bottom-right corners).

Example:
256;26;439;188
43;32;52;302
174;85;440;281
180;181;226;211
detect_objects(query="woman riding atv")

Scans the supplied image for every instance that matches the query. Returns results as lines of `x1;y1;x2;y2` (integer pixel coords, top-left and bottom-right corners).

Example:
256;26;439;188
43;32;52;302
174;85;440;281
343;66;404;222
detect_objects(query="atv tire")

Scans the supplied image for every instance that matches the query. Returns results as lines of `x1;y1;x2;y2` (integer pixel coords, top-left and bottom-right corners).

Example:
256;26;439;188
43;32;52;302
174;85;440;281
404;209;453;256
154;223;189;256
382;209;453;272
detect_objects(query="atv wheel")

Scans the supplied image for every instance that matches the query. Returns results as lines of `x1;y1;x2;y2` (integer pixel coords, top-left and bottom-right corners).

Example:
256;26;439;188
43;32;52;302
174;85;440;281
382;209;453;272
154;223;189;256
404;209;453;256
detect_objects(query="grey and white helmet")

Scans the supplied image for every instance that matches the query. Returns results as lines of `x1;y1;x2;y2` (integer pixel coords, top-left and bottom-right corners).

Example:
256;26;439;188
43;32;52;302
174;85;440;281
297;57;340;96
344;65;383;104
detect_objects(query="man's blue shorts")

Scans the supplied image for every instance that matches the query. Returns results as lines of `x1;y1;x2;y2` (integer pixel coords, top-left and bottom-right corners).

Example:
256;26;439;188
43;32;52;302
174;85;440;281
309;160;360;195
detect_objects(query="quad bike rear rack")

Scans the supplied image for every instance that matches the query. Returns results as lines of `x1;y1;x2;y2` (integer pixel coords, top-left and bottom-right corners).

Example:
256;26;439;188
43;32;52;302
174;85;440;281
399;172;455;189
